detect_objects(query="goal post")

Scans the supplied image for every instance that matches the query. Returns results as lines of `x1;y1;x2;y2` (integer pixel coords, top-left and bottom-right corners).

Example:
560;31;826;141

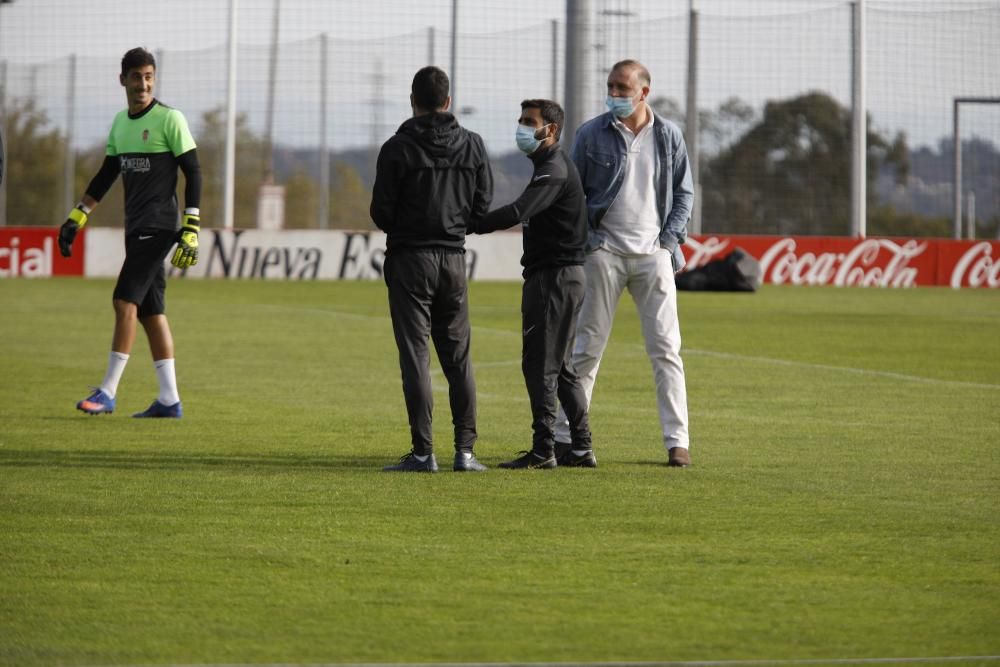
953;97;1000;240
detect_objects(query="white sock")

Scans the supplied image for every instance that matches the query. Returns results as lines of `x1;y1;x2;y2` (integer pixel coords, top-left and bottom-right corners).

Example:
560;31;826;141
413;454;429;462
154;358;181;406
99;351;130;398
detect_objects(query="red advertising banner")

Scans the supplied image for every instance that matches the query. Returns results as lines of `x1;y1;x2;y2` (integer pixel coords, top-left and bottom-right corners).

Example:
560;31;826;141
682;235;1000;289
0;227;84;277
0;227;997;288
935;240;1000;289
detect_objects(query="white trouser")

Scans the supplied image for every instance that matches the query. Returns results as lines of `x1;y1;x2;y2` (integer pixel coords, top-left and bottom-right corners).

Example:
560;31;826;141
555;248;690;451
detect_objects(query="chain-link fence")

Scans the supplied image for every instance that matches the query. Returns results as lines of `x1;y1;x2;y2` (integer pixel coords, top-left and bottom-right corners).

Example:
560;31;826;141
1;0;997;236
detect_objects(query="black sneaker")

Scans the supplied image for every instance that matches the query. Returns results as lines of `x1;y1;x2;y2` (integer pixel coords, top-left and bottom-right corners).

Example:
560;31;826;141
557;448;597;468
554;441;572;461
498;450;557;469
453;451;488;472
383;451;438;472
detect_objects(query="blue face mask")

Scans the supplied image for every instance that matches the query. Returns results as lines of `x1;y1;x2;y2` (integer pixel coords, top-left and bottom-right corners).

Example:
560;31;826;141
606;94;636;119
516;123;549;154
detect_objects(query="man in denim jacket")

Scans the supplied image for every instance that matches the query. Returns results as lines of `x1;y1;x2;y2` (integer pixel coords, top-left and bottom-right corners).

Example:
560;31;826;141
555;59;695;467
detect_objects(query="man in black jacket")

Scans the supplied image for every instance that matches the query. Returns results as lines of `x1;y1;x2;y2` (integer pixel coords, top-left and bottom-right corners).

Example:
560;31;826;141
371;66;493;473
470;99;594;469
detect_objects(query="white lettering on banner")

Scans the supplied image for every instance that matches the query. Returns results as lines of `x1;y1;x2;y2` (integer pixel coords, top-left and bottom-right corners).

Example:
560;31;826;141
951;242;1000;289
683;236;730;269
834;239;925;287
760;239;839;285
0;236;53;277
759;238;925;287
204;230;322;279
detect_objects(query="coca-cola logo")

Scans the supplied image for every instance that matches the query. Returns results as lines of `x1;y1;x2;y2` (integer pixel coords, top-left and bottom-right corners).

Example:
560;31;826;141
683;236;731;269
950;242;1000;289
759;238;927;288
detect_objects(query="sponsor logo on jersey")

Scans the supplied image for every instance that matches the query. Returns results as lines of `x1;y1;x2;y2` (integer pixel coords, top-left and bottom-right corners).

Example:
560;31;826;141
119;155;152;174
142;129;149;143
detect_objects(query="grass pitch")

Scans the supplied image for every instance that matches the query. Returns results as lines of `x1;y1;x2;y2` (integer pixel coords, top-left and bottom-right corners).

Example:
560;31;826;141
1;279;998;667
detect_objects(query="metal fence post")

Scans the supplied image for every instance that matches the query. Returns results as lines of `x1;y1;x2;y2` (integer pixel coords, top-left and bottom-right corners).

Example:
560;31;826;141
551;19;559;101
155;49;164;99
63;53;76;218
450;0;458;108
0;58;7;227
318;33;329;230
966;191;975;239
850;0;867;238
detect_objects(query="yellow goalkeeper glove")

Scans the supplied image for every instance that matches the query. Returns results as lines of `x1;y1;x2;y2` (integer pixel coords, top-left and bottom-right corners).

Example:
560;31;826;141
171;210;200;269
59;204;89;258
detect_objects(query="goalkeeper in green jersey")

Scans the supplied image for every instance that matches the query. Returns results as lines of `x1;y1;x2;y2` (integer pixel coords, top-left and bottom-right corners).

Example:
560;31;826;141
59;47;202;418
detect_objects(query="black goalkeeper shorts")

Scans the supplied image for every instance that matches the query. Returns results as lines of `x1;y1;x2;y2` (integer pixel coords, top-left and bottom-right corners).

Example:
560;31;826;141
113;228;176;318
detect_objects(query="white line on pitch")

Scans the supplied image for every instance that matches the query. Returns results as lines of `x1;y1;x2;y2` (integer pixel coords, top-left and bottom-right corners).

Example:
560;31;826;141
253;303;1000;392
684;348;1000;391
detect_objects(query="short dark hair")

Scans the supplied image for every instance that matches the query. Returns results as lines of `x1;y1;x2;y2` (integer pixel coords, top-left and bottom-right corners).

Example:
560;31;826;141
121;47;156;76
611;59;651;87
411;66;450;112
521;99;565;141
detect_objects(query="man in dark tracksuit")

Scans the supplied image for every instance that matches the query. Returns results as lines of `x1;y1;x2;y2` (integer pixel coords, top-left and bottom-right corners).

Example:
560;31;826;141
370;66;493;473
470;99;594;469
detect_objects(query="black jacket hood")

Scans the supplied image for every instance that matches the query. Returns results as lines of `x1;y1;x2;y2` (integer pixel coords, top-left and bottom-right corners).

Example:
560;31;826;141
397;112;468;161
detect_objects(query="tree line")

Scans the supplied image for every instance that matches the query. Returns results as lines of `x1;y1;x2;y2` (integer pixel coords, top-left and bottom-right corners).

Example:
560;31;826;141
3;92;997;237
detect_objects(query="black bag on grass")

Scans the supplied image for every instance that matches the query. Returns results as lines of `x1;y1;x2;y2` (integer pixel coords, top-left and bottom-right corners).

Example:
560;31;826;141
676;247;761;292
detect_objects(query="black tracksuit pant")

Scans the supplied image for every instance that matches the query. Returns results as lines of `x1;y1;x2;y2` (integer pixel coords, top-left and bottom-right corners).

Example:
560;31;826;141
522;264;592;454
384;248;477;455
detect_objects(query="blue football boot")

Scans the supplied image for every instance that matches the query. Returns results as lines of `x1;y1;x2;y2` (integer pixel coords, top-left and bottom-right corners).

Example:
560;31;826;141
77;388;115;415
132;399;183;418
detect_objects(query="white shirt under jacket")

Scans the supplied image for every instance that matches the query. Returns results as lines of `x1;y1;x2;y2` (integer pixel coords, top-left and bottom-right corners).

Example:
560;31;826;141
600;114;661;256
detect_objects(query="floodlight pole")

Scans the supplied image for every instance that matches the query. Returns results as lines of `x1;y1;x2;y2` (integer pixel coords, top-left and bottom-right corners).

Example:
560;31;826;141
263;0;280;183
223;0;238;229
686;2;701;235
564;0;594;148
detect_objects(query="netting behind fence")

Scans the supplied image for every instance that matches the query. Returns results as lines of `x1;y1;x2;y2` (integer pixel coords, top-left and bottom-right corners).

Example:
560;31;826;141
1;0;997;236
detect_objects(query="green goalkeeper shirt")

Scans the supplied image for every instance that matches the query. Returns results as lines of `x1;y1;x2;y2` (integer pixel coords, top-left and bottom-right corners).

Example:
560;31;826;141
104;100;197;235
